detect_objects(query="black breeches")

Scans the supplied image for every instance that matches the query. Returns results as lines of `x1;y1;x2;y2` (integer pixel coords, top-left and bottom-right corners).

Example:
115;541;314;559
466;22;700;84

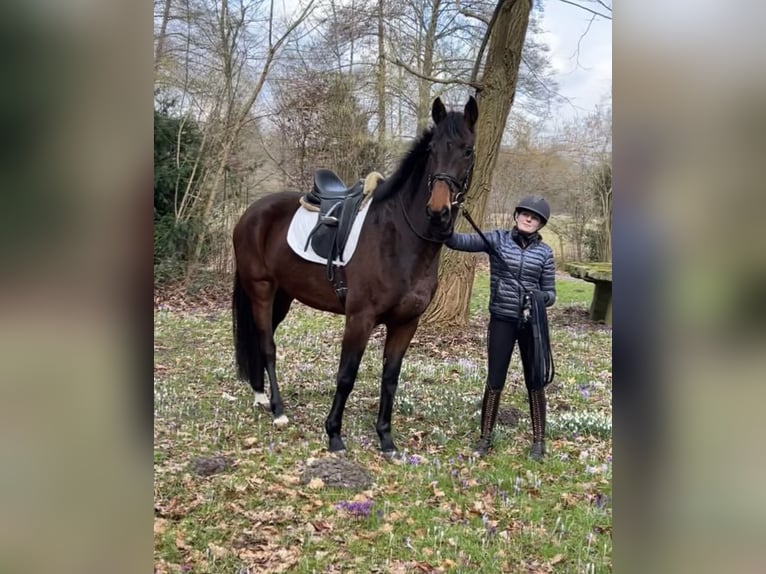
486;315;536;391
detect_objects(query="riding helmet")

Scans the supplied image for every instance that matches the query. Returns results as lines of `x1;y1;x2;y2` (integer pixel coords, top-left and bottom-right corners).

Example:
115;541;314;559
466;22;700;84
514;195;551;225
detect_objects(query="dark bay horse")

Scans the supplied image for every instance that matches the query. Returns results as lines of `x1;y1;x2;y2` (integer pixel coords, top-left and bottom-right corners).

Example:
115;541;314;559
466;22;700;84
232;96;478;453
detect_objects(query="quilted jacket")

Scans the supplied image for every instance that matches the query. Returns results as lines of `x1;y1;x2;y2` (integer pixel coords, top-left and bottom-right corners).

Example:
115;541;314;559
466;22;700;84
446;228;556;320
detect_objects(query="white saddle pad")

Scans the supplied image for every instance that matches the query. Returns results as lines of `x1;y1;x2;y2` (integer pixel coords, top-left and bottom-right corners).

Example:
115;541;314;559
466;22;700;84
286;197;374;266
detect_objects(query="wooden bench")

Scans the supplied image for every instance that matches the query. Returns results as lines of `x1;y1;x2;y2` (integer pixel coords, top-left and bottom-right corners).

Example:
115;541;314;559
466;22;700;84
563;262;612;325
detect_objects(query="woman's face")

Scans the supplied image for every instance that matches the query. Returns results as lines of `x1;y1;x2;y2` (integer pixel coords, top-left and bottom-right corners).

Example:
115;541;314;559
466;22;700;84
515;209;543;234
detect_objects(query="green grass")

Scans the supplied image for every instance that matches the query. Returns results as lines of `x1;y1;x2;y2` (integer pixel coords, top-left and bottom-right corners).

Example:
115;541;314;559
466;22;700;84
154;271;611;573
555;278;594;308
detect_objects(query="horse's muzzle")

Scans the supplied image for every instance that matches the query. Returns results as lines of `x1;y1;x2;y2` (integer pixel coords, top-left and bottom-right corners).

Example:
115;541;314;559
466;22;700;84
426;205;451;226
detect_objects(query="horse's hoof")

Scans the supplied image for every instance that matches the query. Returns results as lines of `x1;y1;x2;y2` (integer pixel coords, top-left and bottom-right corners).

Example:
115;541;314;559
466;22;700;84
253;393;269;408
379;437;397;454
380;450;398;462
328;438;347;453
273;414;289;427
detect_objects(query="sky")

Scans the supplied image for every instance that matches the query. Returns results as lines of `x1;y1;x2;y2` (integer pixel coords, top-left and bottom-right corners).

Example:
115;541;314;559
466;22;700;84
538;0;612;125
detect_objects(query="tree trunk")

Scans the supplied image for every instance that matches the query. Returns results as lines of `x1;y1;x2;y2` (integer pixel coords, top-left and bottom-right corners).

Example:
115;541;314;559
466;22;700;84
154;0;173;70
376;0;386;144
422;0;532;326
417;0;441;131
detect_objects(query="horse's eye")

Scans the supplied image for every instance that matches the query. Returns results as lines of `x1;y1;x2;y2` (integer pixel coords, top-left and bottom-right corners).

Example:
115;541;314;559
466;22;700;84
465;146;474;157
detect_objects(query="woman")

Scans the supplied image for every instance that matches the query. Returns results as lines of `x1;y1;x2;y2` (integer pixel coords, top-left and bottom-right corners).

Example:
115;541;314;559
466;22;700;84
446;195;556;460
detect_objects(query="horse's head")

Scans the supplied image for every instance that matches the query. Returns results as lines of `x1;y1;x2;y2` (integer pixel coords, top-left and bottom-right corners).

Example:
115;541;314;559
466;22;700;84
425;96;478;231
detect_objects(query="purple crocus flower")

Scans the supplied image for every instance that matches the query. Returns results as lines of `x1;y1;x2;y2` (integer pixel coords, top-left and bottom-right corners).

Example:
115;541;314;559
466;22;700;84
334;499;374;517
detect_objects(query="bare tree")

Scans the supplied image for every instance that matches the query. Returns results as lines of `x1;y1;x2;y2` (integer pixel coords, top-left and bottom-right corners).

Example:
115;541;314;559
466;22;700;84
376;0;387;143
423;0;535;325
154;0;174;69
590;160;612;260
179;0;317;284
545;105;611;262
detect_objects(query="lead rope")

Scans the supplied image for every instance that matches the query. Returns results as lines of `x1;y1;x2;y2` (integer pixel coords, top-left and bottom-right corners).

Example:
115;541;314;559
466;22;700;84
460;207;555;388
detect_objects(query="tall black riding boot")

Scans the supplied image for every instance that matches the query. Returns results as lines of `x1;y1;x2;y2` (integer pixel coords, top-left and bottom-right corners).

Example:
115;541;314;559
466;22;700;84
475;386;502;456
528;387;547;461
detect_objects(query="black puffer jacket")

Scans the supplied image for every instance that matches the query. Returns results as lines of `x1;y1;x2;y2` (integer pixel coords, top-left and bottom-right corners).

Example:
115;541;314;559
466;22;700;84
446;228;556;320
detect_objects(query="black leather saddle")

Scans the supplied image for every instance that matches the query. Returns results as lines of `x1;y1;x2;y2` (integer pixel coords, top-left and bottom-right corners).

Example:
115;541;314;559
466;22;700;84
302;169;366;278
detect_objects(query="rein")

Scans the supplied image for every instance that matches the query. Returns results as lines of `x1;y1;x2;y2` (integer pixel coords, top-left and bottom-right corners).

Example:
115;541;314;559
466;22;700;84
460;206;555;388
398;191;446;244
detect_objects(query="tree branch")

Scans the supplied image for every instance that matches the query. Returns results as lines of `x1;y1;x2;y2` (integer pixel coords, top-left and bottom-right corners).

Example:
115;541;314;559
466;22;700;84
388;56;483;90
594;0;612;13
557;0;611;20
519;54;569;107
457;8;489;26
470;0;514;85
574;14;597;70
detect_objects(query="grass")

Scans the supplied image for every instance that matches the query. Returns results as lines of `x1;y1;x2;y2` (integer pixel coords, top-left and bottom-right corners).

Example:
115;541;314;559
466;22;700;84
154;270;611;573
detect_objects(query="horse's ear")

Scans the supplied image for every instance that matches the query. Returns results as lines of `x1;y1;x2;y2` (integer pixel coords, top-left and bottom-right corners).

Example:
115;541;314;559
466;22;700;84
464;96;478;132
432;97;447;125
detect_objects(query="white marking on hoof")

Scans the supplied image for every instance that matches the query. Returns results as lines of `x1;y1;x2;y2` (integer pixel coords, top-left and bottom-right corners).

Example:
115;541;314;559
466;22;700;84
253;392;269;407
273;414;289;427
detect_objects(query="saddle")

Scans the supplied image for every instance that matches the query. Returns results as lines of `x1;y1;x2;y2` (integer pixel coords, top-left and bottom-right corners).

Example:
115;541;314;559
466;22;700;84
301;169;367;278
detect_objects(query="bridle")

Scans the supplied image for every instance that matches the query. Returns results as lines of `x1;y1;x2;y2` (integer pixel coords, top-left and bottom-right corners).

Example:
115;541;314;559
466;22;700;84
400;150;475;244
427;151;475;207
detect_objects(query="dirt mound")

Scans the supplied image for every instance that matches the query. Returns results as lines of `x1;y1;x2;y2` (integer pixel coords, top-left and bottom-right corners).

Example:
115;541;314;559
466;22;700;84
299;456;373;490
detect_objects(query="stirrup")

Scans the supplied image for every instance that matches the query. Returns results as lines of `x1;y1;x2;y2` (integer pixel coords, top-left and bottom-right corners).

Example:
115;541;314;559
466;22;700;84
320;215;339;225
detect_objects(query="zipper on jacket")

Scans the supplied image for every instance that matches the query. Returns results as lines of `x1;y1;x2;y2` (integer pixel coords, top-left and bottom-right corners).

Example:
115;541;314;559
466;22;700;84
517;246;527;317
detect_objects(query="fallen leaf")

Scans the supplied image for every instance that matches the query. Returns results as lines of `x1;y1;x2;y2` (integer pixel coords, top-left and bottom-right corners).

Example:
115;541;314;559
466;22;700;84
428;481;445;498
208;543;229;558
307;477;324;490
154;518;168;536
175;534;188;549
311;520;333;532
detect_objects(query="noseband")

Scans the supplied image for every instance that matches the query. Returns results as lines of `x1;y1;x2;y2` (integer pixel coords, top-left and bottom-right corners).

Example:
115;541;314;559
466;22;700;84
427;153;475;206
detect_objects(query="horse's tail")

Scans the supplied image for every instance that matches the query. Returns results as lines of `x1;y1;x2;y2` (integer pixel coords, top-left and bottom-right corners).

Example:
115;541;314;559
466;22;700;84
232;270;260;382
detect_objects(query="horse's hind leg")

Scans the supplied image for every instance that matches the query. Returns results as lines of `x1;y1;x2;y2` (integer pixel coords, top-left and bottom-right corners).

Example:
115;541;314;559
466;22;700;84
376;318;420;454
251;289;293;409
272;289;293;331
250;280;289;426
233;270;268;407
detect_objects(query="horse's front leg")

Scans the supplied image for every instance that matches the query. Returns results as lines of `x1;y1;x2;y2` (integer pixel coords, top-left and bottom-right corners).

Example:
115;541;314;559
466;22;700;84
376;318;420;454
325;314;375;452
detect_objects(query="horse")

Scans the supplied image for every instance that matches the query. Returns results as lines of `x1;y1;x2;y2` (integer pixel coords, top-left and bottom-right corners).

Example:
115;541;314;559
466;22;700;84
232;96;478;453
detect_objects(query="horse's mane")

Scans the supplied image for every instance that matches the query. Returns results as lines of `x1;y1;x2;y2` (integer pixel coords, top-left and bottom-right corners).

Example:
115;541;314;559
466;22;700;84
372;111;466;203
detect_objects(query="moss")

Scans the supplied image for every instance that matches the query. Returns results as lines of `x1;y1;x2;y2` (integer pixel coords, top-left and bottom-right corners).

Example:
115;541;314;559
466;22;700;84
563;262;612;283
